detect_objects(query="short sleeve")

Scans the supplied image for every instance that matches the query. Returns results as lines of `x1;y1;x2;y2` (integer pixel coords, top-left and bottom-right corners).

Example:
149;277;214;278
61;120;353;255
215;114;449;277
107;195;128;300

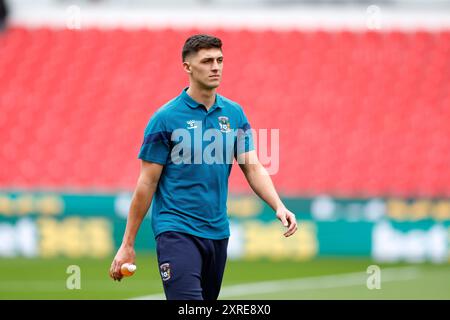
138;111;171;165
235;108;255;157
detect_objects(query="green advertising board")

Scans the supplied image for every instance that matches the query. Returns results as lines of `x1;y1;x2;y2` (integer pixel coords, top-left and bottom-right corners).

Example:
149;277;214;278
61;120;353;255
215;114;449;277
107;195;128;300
0;191;449;262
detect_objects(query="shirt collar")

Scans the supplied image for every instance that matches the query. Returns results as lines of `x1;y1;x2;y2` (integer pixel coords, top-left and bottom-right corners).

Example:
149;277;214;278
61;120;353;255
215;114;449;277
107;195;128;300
181;87;224;110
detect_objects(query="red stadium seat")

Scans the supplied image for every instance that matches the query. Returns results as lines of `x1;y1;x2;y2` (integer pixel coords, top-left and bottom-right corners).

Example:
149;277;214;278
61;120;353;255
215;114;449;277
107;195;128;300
0;27;449;197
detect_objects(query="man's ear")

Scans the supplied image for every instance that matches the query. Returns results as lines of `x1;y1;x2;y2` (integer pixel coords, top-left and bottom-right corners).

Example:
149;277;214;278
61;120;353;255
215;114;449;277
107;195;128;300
183;61;192;73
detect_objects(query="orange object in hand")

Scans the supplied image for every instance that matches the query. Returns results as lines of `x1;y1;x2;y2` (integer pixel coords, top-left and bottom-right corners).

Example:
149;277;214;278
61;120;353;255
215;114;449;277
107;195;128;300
120;263;137;277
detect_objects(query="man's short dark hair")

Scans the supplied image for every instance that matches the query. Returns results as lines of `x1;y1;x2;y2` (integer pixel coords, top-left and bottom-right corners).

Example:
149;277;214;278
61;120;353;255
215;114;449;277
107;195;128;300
182;34;222;61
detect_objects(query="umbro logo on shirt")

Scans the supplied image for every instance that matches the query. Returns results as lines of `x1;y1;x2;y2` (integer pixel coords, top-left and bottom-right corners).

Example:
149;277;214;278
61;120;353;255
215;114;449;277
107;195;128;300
186;120;198;129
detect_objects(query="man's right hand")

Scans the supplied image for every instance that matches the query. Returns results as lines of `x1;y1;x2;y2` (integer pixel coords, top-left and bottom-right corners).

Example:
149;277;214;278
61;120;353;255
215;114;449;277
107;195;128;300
109;244;136;281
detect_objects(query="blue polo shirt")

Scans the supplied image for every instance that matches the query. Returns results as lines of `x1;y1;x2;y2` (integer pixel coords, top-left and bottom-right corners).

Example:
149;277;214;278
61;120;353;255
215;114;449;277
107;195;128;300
138;88;254;240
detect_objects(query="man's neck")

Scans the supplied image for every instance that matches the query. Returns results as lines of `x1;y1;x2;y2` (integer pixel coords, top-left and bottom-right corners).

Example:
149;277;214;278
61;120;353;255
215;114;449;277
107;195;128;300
186;85;216;110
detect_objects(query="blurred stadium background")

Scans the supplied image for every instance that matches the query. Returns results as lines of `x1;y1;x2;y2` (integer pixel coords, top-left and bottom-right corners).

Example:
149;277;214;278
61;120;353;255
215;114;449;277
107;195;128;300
0;0;449;300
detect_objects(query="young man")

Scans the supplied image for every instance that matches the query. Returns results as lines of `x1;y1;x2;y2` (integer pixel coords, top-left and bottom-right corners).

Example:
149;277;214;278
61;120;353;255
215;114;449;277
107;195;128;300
109;34;297;300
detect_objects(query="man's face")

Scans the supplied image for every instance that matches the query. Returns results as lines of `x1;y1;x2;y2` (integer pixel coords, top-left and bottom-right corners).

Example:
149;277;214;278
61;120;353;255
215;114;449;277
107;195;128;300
184;48;223;89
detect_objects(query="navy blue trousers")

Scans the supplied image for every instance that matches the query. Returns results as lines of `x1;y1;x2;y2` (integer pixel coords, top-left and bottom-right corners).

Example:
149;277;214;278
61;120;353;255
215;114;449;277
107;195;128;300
156;231;229;300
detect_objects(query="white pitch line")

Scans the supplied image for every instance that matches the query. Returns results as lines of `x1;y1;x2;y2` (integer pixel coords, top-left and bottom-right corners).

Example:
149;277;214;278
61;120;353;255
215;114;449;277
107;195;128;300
131;266;421;300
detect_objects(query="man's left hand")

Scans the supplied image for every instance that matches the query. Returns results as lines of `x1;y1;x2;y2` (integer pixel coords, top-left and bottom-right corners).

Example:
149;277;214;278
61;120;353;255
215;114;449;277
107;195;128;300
276;207;298;237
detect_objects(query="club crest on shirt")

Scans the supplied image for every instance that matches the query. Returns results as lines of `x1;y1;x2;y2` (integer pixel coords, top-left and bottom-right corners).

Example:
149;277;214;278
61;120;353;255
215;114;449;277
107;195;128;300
218;116;231;133
160;263;171;281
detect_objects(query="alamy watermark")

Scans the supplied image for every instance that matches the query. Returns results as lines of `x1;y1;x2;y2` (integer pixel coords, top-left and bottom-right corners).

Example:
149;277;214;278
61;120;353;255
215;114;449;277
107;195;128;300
366;265;381;290
66;5;81;30
366;5;382;30
66;265;81;290
164;124;280;175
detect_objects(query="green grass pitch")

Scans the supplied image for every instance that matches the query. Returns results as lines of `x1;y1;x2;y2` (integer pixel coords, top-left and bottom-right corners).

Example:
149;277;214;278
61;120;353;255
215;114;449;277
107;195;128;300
1;254;449;299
